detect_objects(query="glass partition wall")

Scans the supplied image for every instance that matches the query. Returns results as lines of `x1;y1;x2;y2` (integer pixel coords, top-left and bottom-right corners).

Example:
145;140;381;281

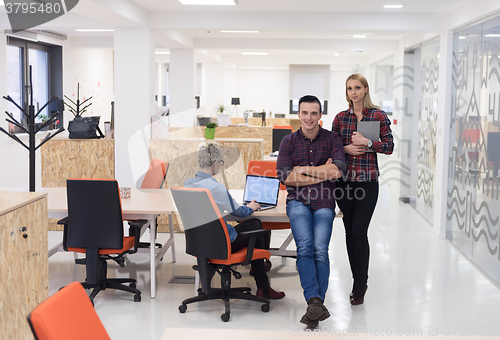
415;40;440;224
448;17;500;286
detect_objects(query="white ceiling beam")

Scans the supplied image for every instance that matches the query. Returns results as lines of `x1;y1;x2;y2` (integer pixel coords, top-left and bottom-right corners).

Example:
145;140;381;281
156;30;194;48
193;38;398;51
67;0;147;27
447;0;500;30
94;0;149;27
150;11;449;31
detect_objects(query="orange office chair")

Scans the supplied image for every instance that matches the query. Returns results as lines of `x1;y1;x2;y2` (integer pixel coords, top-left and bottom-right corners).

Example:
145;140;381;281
141;159;169;189
273;125;293;130
132;158;169;250
58;179;147;303
171;187;271;322
27;282;111;340
247;160;296;258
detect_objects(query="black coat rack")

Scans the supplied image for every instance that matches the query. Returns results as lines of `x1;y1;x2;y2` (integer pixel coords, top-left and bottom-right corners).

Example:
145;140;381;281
64;83;92;118
0;66;64;192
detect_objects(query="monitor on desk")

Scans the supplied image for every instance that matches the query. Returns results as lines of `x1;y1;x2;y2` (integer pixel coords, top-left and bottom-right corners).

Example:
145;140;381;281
272;128;292;152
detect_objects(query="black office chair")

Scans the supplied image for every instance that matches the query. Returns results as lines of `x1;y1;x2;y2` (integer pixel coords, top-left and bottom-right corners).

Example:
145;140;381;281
58;179;148;303
171;187;271;322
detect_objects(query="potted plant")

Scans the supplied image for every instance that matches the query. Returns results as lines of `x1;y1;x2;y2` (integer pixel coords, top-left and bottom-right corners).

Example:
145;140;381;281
205;122;218;139
37;114;50;131
216;104;225;115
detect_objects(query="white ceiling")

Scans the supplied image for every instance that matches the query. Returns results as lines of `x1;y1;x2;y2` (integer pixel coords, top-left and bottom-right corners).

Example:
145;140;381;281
1;0;499;65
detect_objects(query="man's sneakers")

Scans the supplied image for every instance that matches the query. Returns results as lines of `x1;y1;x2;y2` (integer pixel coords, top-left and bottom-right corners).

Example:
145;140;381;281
299;297;330;328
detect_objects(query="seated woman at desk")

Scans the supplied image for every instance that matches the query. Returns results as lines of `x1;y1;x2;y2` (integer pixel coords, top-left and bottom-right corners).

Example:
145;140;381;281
184;141;285;300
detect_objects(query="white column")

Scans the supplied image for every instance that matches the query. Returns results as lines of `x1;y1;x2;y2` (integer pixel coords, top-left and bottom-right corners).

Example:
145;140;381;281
168;48;196;127
204;63;225;117
114;28;155;188
433;31;454;238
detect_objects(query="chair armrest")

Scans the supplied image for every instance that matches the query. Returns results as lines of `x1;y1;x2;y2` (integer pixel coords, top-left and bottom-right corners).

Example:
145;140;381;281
127;219;148;253
239;229;270;265
57;217;69;251
57;216;69;225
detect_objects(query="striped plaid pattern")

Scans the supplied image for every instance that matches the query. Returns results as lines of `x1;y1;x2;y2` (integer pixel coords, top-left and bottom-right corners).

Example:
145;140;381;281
332;107;394;181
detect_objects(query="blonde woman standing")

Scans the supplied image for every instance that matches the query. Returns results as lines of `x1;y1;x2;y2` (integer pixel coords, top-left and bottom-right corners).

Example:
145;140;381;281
332;74;394;305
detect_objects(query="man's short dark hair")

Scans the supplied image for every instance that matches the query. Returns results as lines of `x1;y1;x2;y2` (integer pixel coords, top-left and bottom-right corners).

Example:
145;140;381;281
298;95;322;113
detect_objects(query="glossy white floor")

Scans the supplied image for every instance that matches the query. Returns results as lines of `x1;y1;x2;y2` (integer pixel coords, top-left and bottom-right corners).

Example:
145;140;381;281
47;184;500;339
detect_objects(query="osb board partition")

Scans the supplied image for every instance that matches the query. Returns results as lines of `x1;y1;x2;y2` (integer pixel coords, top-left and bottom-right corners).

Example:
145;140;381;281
0;198;48;340
169;126;273;155
230;118;301;131
41;139;114;187
150;138;263;232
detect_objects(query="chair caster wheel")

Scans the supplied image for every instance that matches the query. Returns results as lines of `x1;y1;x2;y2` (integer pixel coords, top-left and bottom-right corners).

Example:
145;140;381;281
221;313;230;322
134;294;141;302
261;304;270;312
130;283;136;289
179;304;187;313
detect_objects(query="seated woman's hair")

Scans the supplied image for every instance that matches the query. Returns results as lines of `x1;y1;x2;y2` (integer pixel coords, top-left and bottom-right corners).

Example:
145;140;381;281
197;141;223;168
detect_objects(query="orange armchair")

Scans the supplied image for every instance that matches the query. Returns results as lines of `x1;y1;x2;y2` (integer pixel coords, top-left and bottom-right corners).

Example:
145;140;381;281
27;282;110;340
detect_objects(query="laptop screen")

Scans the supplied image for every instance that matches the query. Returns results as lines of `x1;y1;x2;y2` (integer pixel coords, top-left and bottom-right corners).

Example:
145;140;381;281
243;175;280;205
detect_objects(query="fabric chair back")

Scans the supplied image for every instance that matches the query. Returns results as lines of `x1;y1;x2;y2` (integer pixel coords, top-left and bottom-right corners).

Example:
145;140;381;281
27;282;110;340
65;179;124;250
141;159;169;189
171;187;230;260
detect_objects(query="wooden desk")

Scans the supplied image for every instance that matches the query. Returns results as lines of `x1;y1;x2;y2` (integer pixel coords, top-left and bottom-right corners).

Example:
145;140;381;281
2;187;176;299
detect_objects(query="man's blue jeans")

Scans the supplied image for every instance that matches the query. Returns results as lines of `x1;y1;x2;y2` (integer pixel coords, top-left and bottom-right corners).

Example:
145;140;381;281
286;199;335;302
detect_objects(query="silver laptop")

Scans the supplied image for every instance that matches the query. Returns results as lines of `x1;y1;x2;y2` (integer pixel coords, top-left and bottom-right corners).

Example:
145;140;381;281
242;174;280;211
357;121;380;152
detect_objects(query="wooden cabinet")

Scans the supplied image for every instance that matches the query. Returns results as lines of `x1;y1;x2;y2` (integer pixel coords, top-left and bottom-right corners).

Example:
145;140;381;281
0;192;48;340
41;139;114;187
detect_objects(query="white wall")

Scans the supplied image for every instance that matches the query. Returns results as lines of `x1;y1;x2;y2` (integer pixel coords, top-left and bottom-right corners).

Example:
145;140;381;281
63;41;114;132
219;66;349;130
224;68;289;118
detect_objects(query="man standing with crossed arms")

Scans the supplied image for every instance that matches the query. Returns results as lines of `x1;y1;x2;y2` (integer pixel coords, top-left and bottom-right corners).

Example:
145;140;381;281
277;95;346;328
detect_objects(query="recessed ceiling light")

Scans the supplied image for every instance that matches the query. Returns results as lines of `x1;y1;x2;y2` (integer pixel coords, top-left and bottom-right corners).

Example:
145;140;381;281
241;51;268;56
155;51;170;55
221;30;259;33
334;53;340;56
384;4;404;8
75;29;114;32
353;35;366;38
485;34;500;38
459;36;466;39
179;0;237;5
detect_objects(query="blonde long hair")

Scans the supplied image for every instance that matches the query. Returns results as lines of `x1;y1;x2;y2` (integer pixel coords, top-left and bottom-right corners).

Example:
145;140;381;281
345;74;379;110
